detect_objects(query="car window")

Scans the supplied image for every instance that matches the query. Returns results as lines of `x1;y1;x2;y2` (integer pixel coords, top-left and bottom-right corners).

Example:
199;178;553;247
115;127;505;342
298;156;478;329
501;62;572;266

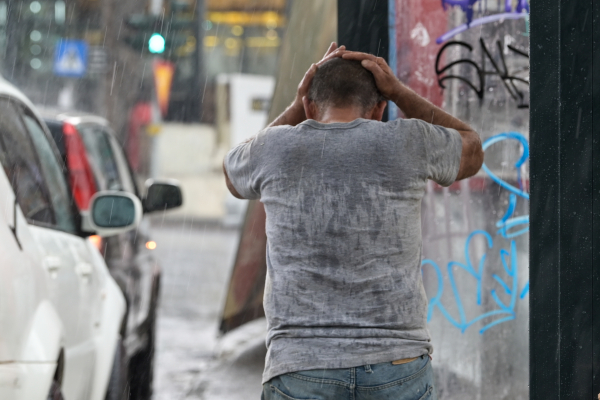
106;130;136;194
77;123;123;191
44;119;67;165
0;98;55;226
23;112;77;234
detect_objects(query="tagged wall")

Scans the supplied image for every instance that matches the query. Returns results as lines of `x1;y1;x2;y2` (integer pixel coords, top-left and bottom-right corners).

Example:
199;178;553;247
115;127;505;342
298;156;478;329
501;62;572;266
393;0;530;398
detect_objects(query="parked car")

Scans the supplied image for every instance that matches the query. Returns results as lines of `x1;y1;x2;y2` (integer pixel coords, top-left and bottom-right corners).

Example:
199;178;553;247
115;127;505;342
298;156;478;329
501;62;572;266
42;111;183;400
0;77;138;400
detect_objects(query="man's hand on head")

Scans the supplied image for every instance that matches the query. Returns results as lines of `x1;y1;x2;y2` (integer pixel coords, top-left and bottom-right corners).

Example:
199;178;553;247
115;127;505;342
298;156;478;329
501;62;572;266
343;50;483;182
296;43;347;106
268;42;347;128
341;51;403;101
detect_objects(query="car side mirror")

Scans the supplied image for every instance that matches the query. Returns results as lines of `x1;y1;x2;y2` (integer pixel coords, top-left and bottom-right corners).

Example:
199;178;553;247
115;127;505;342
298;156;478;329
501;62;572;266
82;191;143;237
143;179;183;213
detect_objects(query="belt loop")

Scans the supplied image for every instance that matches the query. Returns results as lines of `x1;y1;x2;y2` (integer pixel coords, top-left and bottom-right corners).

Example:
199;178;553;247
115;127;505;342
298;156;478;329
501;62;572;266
364;364;372;373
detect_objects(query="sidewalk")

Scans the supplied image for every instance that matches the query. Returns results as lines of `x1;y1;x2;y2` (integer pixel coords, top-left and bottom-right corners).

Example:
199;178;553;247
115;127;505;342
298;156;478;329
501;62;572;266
186;319;267;400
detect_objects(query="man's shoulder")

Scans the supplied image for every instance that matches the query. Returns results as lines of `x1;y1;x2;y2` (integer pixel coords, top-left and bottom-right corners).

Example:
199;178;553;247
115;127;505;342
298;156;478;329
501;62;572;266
262;124;298;134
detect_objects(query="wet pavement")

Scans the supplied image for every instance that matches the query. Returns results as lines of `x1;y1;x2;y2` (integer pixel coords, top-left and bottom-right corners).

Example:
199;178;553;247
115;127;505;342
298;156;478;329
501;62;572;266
149;221;266;400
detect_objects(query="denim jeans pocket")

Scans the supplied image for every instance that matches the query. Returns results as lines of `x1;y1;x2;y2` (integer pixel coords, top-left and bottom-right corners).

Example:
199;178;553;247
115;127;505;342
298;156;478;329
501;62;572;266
268;384;319;400
356;358;436;400
417;385;434;400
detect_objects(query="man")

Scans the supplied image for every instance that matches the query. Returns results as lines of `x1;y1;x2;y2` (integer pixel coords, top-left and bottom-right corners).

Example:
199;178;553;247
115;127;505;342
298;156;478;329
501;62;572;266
223;43;483;399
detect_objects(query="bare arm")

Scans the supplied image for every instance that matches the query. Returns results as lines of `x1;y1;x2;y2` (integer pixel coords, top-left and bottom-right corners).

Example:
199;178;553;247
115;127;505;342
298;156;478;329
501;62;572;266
342;52;484;181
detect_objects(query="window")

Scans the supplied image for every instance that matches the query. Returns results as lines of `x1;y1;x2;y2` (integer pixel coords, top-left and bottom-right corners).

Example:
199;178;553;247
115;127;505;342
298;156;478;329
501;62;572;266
106;130;136;194
0;98;54;226
23;111;77;233
77;123;123;191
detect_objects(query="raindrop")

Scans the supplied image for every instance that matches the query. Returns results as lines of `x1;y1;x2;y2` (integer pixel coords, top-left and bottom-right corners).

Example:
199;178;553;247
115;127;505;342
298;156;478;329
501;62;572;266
29;1;41;13
30;58;42;69
202;20;212;30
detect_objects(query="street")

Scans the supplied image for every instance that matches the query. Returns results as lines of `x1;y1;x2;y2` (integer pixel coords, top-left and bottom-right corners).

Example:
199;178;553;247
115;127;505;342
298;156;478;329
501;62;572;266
149;221;267;400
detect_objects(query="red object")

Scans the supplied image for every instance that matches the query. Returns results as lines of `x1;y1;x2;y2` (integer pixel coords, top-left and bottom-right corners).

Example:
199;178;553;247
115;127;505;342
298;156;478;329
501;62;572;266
63;122;97;210
395;0;448;107
127;102;152;172
153;59;175;117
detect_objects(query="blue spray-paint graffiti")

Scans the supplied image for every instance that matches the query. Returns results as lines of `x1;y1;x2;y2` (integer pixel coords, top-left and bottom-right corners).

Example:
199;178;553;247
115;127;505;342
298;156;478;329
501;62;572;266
422;132;529;334
437;0;529;43
441;0;529;24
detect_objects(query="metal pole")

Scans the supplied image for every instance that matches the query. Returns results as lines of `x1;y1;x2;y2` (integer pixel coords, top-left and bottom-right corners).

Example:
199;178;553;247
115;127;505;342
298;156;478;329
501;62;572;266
194;0;205;122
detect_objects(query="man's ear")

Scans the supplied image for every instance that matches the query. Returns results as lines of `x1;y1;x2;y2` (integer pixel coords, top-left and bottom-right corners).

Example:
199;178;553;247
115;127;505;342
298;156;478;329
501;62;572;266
367;100;388;121
302;96;319;120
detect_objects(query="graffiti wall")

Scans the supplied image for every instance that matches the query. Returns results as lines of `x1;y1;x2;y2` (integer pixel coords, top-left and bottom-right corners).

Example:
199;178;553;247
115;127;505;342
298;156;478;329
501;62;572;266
393;0;530;398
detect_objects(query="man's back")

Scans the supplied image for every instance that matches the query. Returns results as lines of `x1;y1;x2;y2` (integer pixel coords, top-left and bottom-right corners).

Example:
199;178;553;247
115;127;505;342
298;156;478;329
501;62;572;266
225;117;462;383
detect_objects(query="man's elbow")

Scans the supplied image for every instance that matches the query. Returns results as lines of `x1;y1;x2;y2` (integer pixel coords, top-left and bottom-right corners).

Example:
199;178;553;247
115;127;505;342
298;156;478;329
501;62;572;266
473;139;484;172
227;182;246;199
223;161;246;199
466;136;484;178
456;132;484;180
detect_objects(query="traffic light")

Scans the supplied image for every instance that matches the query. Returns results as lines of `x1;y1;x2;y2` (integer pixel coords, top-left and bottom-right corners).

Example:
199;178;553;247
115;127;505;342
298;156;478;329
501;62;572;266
122;14;195;56
148;33;165;54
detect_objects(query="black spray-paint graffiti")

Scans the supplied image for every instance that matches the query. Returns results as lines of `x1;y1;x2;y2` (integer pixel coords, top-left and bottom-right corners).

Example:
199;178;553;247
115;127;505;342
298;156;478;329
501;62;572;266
435;38;529;108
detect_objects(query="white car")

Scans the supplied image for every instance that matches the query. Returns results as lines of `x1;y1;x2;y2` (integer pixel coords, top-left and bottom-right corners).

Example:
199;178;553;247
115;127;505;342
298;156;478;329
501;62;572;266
0;76;140;400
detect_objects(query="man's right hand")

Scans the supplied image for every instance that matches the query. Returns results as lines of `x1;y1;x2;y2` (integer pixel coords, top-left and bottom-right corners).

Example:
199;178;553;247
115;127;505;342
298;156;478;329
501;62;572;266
341;51;403;101
344;50;483;182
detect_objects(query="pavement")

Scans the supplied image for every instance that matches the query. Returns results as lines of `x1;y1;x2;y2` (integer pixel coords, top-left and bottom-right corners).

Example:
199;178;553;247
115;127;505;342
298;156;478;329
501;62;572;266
149;221;267;400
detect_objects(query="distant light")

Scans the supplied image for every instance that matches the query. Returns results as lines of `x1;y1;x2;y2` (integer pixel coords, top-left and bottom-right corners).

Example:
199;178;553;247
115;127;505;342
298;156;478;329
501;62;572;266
146;241;157;250
29;1;41;13
204;36;218;47
202;20;212;31
0;2;7;25
148;33;165;54
30;58;42;69
266;29;278;40
30;44;41;55
231;25;243;36
246;36;280;48
55;0;65;24
89;235;103;252
224;37;237;50
30;30;42;41
265;19;277;29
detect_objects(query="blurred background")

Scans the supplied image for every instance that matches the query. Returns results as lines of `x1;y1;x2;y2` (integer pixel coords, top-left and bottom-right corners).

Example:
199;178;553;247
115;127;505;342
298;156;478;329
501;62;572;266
0;0;531;398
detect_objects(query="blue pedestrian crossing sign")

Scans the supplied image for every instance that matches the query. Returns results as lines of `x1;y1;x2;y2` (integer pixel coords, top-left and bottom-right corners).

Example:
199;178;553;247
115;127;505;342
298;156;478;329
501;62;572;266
54;40;88;77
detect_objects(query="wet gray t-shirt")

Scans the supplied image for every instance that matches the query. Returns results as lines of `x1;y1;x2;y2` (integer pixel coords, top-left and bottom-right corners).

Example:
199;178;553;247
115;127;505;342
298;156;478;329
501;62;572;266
224;118;462;384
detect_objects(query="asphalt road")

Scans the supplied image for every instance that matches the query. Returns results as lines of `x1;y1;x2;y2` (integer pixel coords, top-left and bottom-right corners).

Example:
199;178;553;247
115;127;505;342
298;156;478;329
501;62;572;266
148;221;267;400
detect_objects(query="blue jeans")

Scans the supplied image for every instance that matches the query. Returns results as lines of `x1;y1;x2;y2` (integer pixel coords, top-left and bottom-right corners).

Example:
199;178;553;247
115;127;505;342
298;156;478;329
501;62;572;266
262;355;436;400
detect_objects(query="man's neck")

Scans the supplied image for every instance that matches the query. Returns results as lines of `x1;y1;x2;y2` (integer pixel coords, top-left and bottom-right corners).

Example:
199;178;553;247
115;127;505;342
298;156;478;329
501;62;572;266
316;106;365;124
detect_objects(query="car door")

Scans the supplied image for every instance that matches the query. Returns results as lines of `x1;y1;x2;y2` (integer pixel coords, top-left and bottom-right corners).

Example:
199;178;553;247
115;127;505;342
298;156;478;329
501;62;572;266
0;98;101;399
76;123;147;340
106;128;156;329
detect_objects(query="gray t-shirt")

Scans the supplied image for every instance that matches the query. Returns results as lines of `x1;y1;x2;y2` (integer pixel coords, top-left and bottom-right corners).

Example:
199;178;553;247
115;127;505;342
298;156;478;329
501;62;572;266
224;118;462;384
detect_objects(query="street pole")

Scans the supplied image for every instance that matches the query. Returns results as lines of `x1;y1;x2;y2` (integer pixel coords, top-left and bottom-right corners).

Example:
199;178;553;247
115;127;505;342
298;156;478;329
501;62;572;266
193;0;205;122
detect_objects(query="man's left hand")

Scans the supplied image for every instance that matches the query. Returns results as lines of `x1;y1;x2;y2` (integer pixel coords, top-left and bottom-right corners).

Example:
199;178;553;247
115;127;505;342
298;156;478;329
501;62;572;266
269;42;346;127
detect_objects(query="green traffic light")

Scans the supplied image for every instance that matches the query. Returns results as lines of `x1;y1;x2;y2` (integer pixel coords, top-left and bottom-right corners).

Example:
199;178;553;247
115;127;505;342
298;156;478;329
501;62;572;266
148;33;165;54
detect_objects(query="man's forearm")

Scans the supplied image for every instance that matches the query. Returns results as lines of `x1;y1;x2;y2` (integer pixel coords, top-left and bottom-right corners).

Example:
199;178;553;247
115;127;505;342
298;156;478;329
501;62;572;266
390;83;473;132
268;101;306;128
